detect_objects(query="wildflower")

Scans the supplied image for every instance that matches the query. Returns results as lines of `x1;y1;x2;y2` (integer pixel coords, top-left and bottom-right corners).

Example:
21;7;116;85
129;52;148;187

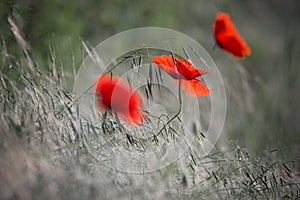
213;12;251;58
95;74;144;125
152;55;210;96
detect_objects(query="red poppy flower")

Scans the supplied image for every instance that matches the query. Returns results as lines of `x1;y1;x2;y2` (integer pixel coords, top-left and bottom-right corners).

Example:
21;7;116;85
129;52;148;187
152;55;210;96
213;12;251;58
95;75;144;125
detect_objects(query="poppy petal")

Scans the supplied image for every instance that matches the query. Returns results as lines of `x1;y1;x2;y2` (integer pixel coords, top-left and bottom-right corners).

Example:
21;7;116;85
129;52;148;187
152;55;209;80
213;12;251;58
95;75;144;126
173;79;210;96
217;34;251;58
128;91;144;125
175;58;209;79
152;55;179;78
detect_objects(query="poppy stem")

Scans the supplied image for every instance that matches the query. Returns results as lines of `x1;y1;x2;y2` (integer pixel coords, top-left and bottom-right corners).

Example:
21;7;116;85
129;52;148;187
178;78;182;105
210;43;218;53
155;103;182;137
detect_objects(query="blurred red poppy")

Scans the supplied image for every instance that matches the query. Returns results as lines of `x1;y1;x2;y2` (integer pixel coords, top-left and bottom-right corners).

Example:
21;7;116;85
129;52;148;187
95;75;144;125
152;55;210;96
213;12;251;58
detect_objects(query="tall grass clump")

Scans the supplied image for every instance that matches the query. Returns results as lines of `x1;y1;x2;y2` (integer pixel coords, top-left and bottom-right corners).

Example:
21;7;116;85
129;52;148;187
0;17;299;199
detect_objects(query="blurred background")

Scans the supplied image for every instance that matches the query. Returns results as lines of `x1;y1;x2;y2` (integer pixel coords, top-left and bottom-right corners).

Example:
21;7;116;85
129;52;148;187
1;0;299;156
